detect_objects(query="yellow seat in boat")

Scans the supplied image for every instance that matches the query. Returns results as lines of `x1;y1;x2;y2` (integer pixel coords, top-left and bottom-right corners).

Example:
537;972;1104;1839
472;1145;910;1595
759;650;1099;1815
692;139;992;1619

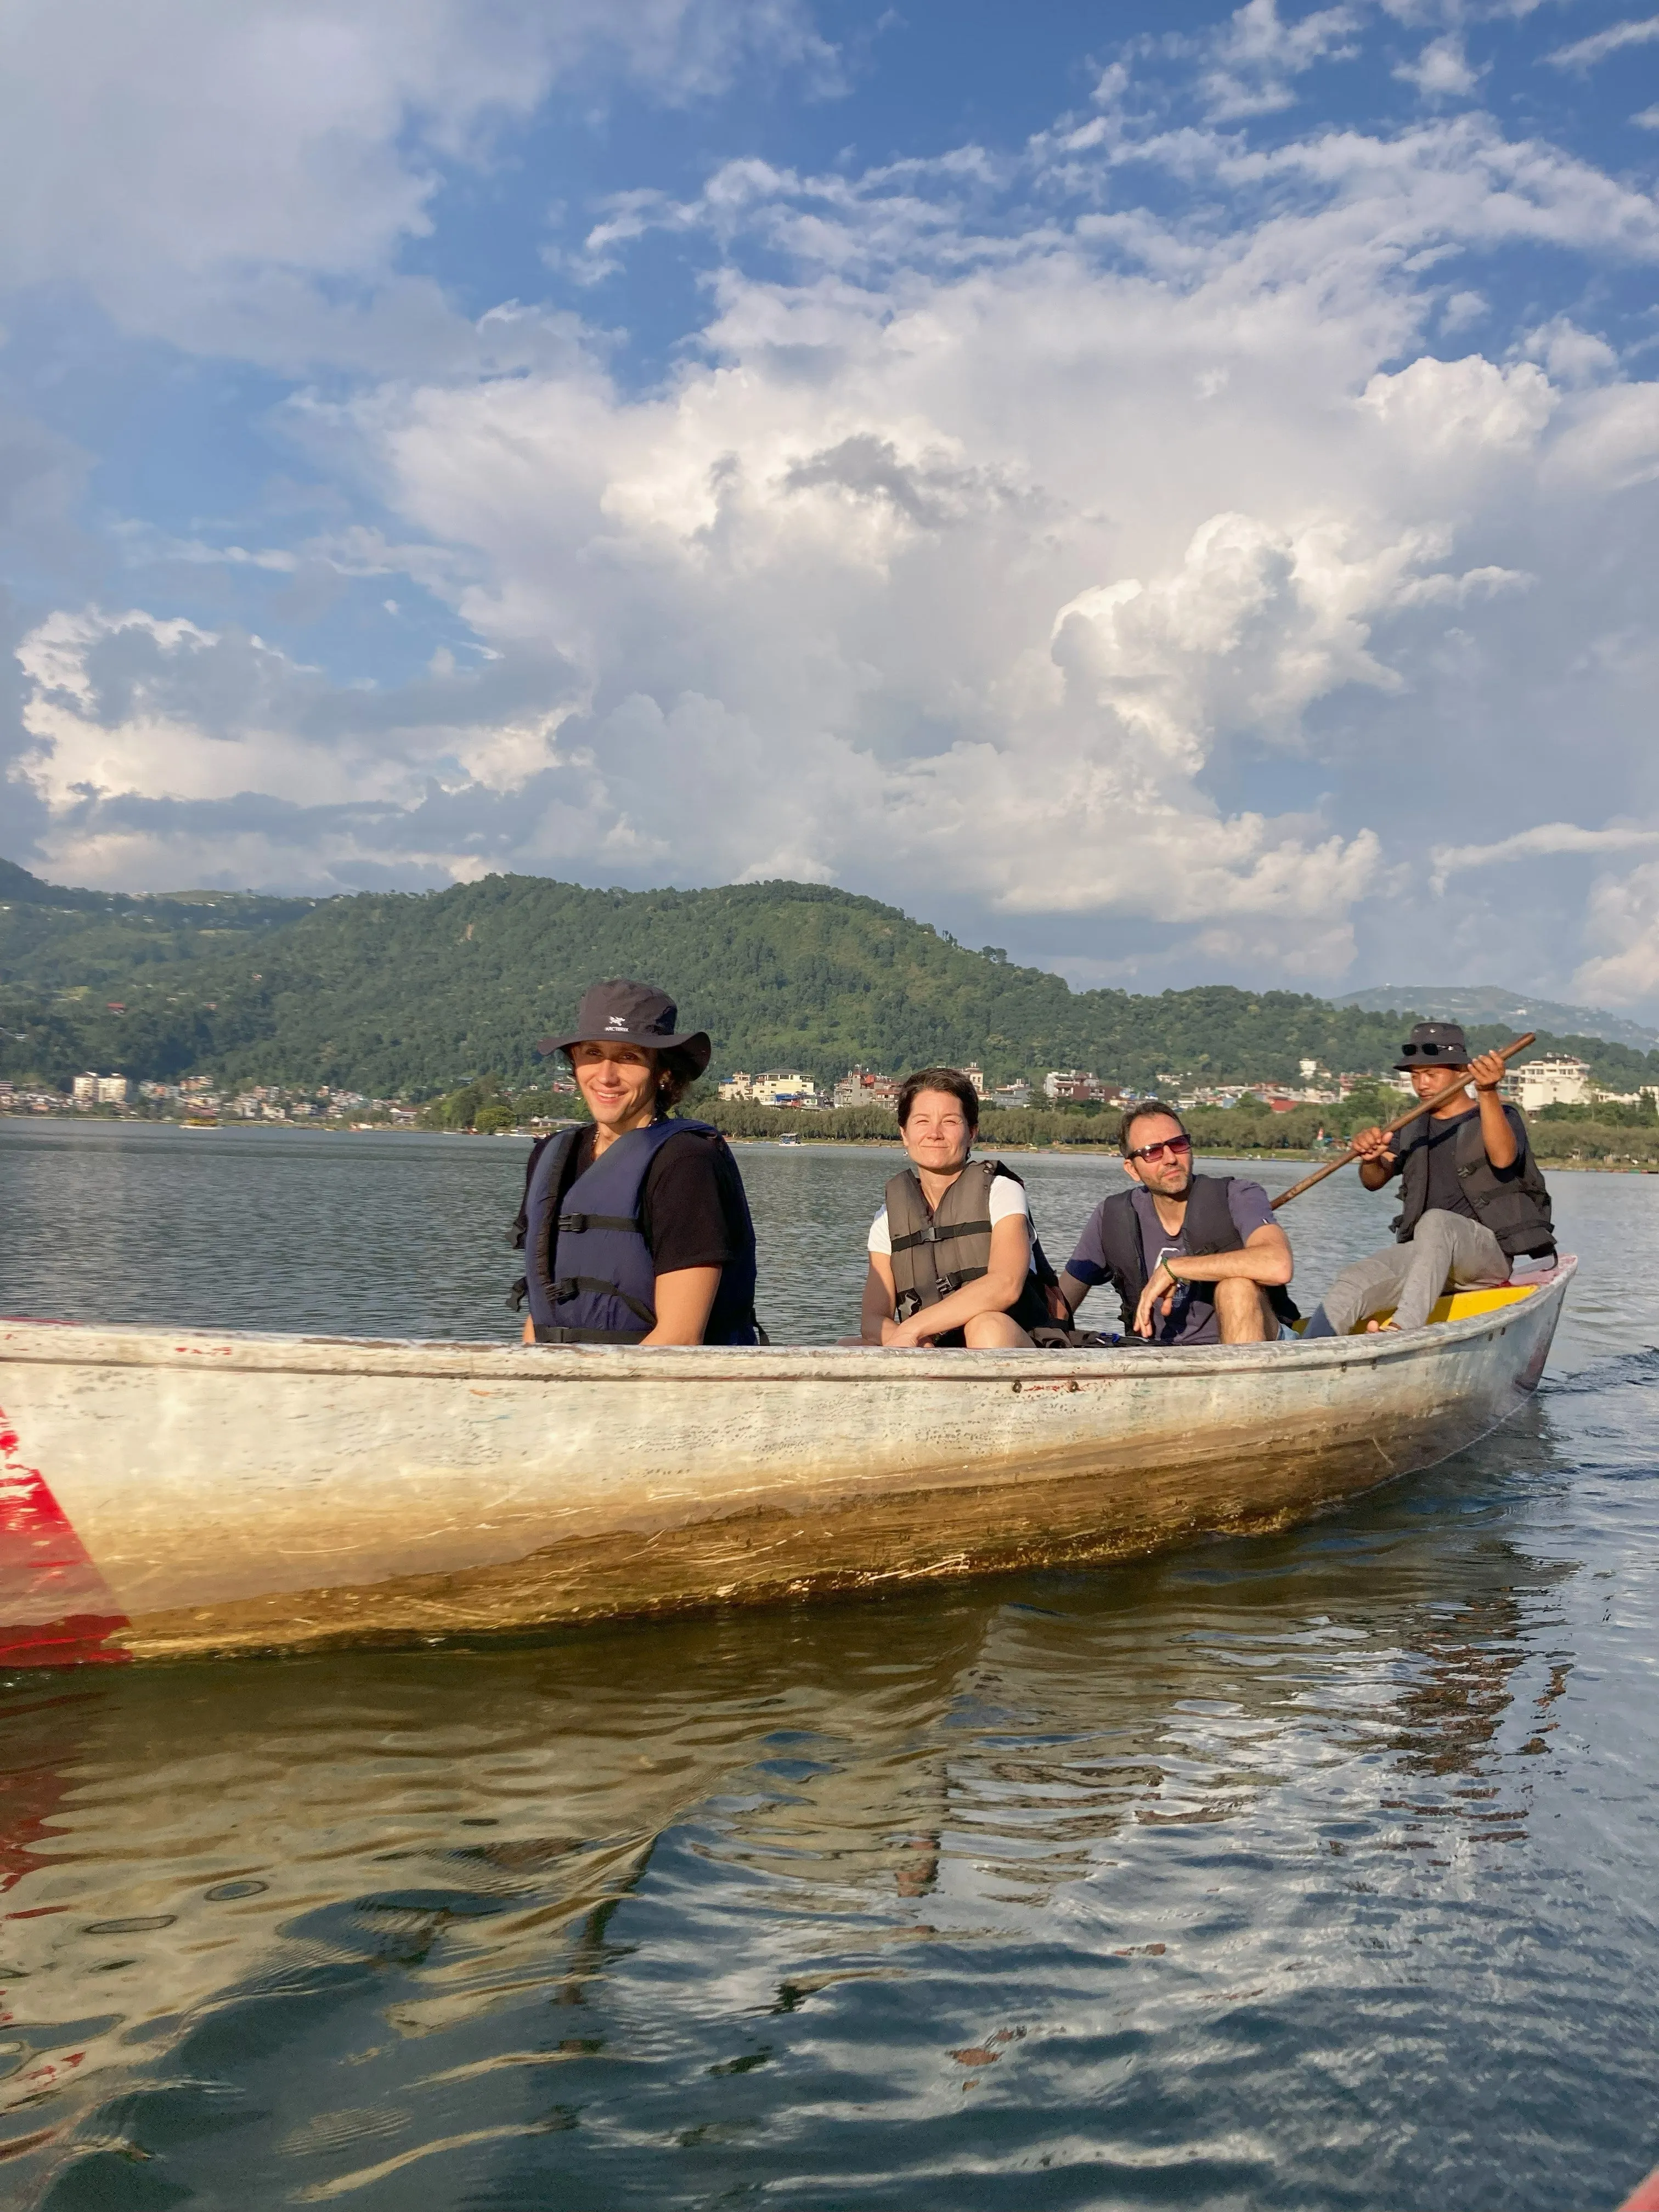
1291;1282;1542;1335
1374;1282;1542;1329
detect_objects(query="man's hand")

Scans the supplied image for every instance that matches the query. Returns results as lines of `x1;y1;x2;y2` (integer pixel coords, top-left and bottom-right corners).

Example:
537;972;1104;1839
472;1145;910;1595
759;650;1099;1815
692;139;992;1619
1351;1125;1395;1163
1133;1258;1180;1340
1468;1049;1507;1092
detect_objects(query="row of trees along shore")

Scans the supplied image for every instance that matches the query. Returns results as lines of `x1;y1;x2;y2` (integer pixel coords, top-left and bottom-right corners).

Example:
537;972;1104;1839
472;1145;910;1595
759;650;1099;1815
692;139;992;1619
420;1077;1659;1165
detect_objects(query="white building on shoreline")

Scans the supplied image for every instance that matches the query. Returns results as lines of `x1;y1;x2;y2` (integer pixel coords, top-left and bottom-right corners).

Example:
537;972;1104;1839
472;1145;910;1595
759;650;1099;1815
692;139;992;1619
718;1070;820;1108
1506;1054;1591;1111
73;1071;129;1104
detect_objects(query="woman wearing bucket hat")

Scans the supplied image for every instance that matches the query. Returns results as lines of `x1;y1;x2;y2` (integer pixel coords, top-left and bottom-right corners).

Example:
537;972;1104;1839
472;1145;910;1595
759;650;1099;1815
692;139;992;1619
510;980;761;1346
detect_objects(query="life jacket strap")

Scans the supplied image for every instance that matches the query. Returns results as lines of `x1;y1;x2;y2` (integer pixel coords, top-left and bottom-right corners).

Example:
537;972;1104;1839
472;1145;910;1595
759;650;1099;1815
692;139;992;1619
890;1217;994;1255
551;1276;658;1328
557;1211;642;1235
533;1323;650;1345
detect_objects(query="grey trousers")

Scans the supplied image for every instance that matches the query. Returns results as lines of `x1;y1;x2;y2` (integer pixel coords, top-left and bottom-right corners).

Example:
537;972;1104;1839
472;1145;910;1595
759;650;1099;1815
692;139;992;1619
1310;1209;1510;1335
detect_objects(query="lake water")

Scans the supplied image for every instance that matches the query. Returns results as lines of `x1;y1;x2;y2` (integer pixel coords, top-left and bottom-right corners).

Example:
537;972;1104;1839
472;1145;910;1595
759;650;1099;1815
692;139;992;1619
1;1122;1656;2209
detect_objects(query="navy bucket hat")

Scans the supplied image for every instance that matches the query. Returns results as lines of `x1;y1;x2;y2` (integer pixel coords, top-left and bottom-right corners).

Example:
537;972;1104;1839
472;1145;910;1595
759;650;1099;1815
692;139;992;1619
538;979;712;1078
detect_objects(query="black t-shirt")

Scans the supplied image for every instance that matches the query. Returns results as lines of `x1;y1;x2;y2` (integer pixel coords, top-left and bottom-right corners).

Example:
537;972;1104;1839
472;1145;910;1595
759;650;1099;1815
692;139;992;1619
556;1125;752;1331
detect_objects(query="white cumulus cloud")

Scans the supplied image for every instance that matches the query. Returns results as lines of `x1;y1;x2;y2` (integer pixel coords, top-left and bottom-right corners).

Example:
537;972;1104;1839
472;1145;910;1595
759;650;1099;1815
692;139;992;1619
7;4;1659;1002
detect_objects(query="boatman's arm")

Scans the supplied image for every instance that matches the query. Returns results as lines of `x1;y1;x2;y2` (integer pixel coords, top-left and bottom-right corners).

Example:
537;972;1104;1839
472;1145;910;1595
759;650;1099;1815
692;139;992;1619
1468;1049;1517;1169
1353;1124;1400;1190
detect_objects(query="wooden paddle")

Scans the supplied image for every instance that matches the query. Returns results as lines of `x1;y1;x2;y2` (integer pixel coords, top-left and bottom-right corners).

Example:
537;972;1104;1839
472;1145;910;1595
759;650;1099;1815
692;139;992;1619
1269;1034;1536;1212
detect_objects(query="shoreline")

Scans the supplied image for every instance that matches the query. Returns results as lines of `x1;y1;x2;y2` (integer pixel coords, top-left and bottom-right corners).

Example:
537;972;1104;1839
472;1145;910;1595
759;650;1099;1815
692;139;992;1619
4;1112;1651;1171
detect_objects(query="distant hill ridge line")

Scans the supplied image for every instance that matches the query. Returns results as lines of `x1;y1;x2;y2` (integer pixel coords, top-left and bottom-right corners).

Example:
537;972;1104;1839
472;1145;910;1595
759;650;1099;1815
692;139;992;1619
4;857;1657;1097
1334;983;1658;1052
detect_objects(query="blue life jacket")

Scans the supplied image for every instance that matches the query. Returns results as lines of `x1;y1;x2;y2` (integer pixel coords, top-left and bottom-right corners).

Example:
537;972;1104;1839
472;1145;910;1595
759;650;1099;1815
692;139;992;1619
519;1118;759;1345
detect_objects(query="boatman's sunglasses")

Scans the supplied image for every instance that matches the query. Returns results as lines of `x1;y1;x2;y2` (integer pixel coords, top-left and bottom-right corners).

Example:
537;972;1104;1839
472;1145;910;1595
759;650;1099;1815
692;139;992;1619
1127;1133;1192;1164
1399;1041;1466;1060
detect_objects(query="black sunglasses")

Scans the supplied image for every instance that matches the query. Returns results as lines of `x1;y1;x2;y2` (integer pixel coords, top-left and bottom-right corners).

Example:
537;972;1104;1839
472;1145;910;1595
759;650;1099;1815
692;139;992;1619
1400;1042;1466;1059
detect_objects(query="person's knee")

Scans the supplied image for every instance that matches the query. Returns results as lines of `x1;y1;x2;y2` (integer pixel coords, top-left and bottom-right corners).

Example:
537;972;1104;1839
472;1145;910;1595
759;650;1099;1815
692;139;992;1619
1214;1277;1271;1342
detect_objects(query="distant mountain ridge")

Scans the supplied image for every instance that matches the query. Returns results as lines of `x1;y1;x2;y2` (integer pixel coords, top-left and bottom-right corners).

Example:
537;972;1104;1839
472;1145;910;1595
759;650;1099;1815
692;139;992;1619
1334;985;1659;1052
5;857;1659;1098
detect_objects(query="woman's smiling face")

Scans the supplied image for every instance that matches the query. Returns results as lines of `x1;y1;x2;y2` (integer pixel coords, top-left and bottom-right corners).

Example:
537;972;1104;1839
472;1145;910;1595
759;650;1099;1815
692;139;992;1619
901;1088;973;1176
568;1041;662;1131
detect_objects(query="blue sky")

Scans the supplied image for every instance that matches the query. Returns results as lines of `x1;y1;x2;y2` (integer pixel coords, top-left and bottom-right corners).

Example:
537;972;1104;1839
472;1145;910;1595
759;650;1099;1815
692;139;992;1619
3;0;1659;1009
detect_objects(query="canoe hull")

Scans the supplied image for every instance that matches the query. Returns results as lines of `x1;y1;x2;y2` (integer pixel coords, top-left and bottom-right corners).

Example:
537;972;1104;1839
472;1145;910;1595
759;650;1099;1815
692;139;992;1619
0;1263;1572;1663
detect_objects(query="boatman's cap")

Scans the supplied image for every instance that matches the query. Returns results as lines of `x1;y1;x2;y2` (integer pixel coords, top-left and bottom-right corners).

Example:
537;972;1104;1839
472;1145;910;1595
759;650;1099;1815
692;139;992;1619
538;979;712;1076
1395;1019;1470;1071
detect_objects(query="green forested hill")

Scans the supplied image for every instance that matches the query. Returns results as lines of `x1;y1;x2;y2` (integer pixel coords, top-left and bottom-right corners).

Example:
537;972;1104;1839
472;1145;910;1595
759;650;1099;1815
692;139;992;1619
0;858;316;991
3;862;1656;1098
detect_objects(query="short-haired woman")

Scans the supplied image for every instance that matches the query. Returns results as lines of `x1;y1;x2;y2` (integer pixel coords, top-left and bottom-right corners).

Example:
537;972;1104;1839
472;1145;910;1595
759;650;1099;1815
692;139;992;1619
515;979;760;1346
861;1067;1058;1348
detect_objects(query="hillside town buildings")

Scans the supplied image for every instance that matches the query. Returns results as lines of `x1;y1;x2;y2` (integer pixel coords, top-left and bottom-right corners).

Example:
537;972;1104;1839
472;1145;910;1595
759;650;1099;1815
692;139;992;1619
1042;1070;1124;1105
1;1079;402;1122
832;1067;900;1111
5;1046;1653;1131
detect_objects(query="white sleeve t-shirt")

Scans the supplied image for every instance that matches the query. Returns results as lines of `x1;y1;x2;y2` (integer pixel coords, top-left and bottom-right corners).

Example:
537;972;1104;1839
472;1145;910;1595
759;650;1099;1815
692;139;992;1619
868;1172;1030;1256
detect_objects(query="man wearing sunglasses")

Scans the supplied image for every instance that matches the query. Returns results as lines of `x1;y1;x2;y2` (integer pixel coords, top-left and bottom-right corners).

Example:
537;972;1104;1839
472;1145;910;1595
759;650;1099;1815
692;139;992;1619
1301;1020;1554;1337
1053;1105;1297;1344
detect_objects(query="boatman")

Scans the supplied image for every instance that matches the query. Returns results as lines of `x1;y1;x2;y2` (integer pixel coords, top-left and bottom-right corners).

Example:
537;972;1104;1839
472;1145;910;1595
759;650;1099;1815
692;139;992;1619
861;1067;1064;1347
512;979;761;1346
1302;1022;1554;1337
1052;1104;1297;1344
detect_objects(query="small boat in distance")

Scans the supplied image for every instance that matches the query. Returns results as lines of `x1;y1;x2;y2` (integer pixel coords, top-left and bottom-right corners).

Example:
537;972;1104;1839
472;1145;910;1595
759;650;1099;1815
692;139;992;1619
180;1113;219;1128
0;1263;1572;1667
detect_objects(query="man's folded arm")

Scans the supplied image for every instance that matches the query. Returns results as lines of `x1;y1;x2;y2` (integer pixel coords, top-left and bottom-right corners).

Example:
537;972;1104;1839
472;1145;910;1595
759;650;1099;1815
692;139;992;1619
1166;1223;1293;1287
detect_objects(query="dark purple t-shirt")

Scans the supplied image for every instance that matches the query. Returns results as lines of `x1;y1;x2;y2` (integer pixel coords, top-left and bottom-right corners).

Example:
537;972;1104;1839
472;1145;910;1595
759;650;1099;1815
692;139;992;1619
1066;1179;1276;1344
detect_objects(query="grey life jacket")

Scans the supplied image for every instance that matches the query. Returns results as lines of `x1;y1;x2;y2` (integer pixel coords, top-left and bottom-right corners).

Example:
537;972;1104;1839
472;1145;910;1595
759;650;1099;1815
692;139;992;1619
883;1159;1056;1332
1393;1104;1554;1259
1087;1175;1299;1336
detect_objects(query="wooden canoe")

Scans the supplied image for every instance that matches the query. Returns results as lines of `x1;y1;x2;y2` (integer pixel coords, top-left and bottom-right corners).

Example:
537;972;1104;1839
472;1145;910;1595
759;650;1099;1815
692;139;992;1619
0;1260;1573;1666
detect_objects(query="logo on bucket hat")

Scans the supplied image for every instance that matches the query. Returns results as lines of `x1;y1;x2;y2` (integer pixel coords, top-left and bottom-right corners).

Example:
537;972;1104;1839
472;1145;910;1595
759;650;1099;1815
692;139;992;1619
539;980;712;1077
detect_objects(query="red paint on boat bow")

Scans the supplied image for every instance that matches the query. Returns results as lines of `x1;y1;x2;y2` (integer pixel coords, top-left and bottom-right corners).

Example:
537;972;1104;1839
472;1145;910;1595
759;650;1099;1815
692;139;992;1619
0;1407;128;1666
1619;2166;1659;2211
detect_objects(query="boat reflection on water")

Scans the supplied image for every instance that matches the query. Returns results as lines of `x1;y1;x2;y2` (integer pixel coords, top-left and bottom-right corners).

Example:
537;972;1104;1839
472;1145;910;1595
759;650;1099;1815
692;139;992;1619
0;1396;1587;2205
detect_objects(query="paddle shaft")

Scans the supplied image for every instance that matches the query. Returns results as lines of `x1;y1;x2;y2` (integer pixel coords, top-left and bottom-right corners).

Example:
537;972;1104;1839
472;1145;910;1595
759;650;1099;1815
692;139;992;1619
1269;1034;1537;1212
